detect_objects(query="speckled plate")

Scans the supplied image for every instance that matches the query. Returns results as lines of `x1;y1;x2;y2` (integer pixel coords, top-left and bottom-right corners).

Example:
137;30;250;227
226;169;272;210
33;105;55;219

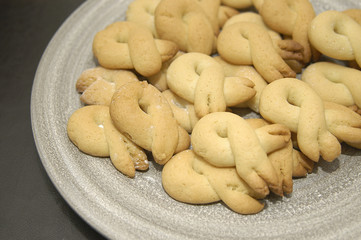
31;0;361;239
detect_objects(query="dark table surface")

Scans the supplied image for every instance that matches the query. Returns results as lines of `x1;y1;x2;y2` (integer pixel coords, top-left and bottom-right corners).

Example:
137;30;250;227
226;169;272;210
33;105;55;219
1;1;106;239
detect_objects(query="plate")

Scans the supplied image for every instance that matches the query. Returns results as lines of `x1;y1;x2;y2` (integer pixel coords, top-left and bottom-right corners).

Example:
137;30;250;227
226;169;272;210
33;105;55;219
31;0;361;239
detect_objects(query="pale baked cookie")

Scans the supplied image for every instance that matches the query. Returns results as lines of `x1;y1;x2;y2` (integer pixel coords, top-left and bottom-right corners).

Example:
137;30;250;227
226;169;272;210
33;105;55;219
167;52;255;118
109;81;190;165
217;22;296;83
324;101;361;150
126;0;161;38
255;0;317;64
213;56;267;112
162;150;266;215
308;10;361;68
154;0;216;55
222;12;304;73
148;51;184;92
221;0;253;9
259;78;341;162
343;9;361;25
292;150;314;178
162;89;199;133
191;112;290;196
76;66;139;106
67;105;149;178
92;21;178;77
302;62;361;114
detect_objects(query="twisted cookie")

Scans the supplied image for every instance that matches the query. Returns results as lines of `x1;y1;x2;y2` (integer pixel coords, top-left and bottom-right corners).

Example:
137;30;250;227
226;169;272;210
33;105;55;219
76;66;139;106
162;150;266;215
217;22;296;83
191;112;290;196
67;105;149;178
308;10;361;68
109;81;190;165
259;78;341;162
302;62;361;114
92;21;178;77
154;0;216;55
167;52;256;118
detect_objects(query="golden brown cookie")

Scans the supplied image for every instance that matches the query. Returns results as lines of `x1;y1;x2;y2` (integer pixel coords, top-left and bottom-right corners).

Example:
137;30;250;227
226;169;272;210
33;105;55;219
191;112;290;196
67;105;149;178
162;150;266;215
308;10;361;68
92;21;178;77
166;52;256;118
259;78;341;162
109;81;190;165
217;22;296;82
154;0;216;55
302;62;361;114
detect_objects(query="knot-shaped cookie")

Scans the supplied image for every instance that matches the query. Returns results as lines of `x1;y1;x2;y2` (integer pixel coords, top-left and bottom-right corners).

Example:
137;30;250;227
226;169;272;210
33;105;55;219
67;105;149;178
162;150;266;215
221;0;253;9
76;66;139;106
191;112;291;196
255;0;317;64
92;21;178;77
154;0;216;55
167;52;256;118
217;22;296;83
109;81;190;165
302;62;361;114
324;101;361;150
259;78;341;162
308;10;361;68
223;12;304;65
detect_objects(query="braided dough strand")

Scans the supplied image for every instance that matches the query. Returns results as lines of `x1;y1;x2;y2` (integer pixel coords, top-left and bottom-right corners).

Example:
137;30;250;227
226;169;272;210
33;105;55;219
162;150;265;215
191;112;285;196
259;78;341;162
67;105;149;178
308;10;361;68
92;21;178;77
217;22;296;83
109;81;190;165
154;0;216;55
302;62;361;112
167;52;255;118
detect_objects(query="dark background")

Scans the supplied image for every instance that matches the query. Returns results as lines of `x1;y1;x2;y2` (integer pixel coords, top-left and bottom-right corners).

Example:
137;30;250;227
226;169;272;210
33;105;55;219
1;1;106;239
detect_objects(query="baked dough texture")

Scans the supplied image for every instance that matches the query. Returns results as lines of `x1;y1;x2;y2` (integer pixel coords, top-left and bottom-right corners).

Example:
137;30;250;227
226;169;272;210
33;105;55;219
217;22;296;83
109;81;190;165
302;62;361;113
190;112;291;196
259;78;341;162
162;150;266;215
154;0;216;55
308;10;361;68
92;21;178;76
67;105;149;178
167;52;256;118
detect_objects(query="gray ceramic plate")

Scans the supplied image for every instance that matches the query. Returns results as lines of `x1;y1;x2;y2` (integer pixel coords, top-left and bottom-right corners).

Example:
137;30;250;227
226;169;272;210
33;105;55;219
31;0;361;239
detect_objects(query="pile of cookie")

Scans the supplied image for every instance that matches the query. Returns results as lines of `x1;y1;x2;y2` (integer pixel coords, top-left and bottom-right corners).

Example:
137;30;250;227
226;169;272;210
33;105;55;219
67;0;361;214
